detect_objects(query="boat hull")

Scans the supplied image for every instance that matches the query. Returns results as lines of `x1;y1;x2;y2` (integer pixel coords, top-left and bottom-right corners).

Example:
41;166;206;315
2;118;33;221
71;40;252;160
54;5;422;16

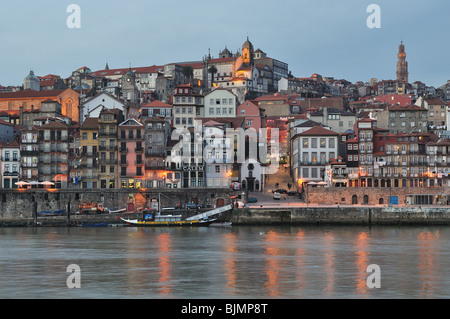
120;218;217;227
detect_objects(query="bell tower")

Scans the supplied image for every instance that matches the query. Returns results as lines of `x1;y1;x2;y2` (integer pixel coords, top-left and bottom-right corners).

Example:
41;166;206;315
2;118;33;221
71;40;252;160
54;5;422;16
396;41;408;84
122;68;138;105
242;36;254;67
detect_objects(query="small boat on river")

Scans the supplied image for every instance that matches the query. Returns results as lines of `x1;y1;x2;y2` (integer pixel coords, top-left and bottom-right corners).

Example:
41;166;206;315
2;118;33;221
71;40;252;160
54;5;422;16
120;209;217;227
38;209;65;217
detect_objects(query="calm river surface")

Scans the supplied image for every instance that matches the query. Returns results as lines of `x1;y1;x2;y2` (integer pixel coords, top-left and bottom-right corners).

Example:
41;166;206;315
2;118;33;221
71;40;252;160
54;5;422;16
0;225;449;299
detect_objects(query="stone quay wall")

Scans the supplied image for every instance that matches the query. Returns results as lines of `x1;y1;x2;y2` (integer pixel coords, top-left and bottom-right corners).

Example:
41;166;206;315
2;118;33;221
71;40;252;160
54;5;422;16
0;188;233;220
306;186;450;206
232;206;450;226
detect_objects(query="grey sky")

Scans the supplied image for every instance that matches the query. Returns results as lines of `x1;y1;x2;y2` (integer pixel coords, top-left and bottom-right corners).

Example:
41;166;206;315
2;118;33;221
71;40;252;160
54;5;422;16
1;0;449;88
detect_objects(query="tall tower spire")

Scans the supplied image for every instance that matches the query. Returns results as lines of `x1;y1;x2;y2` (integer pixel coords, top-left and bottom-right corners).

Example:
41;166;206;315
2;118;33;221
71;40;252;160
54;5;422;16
396;41;408;83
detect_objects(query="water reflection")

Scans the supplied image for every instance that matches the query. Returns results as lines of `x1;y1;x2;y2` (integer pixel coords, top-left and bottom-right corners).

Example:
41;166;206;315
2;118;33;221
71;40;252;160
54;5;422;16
354;231;370;296
323;232;335;296
296;229;306;296
0;227;449;299
223;233;237;294
264;230;281;297
417;231;440;298
157;232;172;296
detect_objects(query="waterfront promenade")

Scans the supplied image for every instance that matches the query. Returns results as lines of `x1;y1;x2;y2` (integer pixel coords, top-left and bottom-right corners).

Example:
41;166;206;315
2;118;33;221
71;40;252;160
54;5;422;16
1;204;450;227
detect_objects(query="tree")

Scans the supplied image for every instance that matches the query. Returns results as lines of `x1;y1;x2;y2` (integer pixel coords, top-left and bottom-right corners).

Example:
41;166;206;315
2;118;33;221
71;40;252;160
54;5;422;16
208;65;217;88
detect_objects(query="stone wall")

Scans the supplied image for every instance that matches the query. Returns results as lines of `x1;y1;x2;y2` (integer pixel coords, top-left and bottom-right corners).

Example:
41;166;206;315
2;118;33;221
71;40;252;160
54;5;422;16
0;188;232;219
305;186;450;206
233;206;450;225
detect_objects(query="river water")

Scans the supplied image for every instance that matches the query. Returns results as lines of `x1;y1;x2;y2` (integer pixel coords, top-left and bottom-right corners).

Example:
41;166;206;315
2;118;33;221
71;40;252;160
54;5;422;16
0;225;449;299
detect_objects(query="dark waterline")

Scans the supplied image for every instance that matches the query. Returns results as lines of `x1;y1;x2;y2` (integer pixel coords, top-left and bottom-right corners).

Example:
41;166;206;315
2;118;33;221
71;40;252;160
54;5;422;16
0;225;449;299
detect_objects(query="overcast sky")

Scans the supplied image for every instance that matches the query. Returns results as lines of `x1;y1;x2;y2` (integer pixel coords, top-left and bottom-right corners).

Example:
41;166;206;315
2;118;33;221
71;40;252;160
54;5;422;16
1;0;448;88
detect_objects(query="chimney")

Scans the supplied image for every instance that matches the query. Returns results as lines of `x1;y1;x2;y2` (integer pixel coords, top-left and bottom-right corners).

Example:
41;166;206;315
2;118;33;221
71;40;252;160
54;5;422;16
19;106;23;126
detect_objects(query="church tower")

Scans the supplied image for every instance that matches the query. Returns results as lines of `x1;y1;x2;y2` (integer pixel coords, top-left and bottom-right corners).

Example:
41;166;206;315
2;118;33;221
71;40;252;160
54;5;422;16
396;41;408;83
122;68;138;105
242;36;254;67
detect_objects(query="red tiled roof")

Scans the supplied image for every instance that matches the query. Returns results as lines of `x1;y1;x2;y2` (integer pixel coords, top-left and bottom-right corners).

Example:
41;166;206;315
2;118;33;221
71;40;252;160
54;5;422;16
141;100;172;108
0;89;66;99
297;126;339;136
39;121;69;130
90;65;164;77
389;105;425;111
80;117;99;129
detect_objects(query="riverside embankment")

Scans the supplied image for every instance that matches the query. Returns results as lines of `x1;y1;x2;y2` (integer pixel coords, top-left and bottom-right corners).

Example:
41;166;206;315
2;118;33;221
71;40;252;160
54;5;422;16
1;206;450;227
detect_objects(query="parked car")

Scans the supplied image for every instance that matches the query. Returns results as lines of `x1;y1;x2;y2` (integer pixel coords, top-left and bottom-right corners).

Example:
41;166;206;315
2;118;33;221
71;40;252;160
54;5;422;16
185;202;201;209
273;192;281;200
248;197;258;203
185;203;198;209
287;191;297;196
231;182;241;190
272;188;287;194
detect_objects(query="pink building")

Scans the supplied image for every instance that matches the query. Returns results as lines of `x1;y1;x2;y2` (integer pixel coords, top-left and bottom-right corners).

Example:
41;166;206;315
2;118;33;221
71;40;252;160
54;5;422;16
236;100;265;131
118;118;145;188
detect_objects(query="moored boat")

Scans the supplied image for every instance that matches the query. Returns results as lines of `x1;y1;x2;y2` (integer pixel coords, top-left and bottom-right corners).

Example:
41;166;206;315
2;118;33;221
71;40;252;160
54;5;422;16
38;209;65;217
120;209;217;227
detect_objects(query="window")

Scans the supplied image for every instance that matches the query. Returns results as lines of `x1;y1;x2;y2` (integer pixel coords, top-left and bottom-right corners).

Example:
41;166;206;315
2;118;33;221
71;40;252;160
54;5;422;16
329;138;335;148
302;168;309;178
303;138;309;148
215;165;220;173
320;138;326;148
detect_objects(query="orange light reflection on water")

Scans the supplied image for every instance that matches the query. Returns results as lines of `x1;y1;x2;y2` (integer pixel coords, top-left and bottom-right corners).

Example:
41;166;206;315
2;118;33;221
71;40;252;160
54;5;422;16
323;232;335;296
296;229;306;294
354;231;370;296
417;231;440;298
157;232;172;296
264;230;281;297
223;233;238;294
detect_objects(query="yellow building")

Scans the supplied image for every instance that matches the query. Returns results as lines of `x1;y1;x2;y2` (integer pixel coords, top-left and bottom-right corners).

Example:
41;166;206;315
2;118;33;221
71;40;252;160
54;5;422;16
80;117;99;188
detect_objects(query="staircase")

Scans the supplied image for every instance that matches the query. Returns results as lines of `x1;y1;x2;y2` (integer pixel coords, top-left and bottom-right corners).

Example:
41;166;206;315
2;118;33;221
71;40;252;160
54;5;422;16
185;204;233;221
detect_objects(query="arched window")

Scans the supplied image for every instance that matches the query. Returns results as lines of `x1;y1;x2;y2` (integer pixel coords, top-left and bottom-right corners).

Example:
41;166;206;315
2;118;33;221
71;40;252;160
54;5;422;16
352;195;358;205
363;195;369;204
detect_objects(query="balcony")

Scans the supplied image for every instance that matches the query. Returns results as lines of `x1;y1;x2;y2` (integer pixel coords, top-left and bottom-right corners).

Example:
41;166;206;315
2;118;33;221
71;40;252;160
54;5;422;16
99;145;118;151
80;162;99;169
119;147;128;153
81;152;98;157
145;161;165;170
99;131;117;137
99;159;118;165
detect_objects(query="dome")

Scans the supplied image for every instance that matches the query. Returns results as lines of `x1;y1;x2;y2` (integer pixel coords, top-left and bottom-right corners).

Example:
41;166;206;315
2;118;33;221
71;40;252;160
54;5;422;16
25;70;39;81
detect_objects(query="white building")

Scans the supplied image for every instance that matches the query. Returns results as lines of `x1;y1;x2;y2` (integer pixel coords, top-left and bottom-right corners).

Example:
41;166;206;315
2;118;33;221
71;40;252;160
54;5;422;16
240;158;264;192
172;85;204;129
0;140;21;188
204;88;238;118
291;126;339;188
80;92;126;123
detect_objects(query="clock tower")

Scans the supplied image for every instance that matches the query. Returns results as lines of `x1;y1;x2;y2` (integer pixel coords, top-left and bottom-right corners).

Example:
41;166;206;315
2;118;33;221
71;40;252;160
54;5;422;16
396;41;408;84
122;68;138;105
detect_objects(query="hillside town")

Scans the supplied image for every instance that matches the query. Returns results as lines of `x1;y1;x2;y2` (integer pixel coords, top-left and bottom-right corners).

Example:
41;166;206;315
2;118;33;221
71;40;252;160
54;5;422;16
0;38;449;206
